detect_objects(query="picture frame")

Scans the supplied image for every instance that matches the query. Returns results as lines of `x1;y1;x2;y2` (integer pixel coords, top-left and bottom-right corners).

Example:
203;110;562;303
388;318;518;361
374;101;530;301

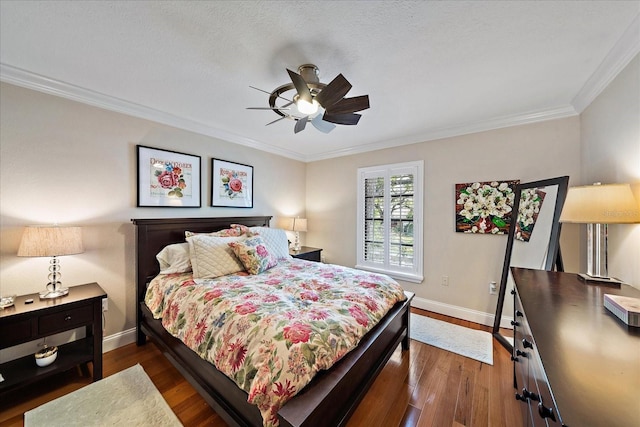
455;179;519;235
136;145;201;207
211;158;253;208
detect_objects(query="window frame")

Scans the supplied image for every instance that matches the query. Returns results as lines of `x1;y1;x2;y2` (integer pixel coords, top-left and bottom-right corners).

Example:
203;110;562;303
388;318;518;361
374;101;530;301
356;160;424;283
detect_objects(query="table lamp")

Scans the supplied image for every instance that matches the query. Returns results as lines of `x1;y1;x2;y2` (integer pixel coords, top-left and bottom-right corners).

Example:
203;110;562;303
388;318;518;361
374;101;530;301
560;183;640;284
285;217;307;251
17;225;84;298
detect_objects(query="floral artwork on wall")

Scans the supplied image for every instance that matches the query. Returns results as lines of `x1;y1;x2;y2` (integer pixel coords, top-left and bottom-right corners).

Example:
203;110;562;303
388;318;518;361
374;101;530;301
136;145;201;207
211;158;253;208
515;188;547;242
455;180;519;234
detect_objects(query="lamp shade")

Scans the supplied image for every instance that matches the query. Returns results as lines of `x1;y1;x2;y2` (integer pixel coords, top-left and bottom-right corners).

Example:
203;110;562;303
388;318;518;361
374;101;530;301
17;226;84;257
292;218;307;232
560;183;640;224
282;217;308;232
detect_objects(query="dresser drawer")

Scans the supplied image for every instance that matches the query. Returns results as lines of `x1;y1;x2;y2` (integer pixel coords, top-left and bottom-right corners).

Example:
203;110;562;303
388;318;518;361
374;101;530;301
39;304;94;334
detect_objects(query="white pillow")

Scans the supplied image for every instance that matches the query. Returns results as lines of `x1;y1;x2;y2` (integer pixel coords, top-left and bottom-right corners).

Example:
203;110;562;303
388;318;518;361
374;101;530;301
156;243;192;274
249;227;291;259
187;234;246;279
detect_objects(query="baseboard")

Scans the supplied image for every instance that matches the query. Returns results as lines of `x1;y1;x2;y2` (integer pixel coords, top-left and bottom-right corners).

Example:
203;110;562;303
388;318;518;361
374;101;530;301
102;327;137;353
411;296;513;329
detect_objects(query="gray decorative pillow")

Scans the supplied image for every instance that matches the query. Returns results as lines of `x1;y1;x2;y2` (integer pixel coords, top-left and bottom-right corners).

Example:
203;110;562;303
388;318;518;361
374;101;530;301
248;227;291;259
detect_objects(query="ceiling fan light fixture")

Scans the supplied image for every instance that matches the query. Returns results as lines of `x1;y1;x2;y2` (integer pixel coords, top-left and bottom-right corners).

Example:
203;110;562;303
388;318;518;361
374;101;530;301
297;98;319;115
249;64;369;134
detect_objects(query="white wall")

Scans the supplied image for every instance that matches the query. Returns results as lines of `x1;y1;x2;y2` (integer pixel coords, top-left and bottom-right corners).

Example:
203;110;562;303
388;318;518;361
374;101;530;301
580;53;640;288
306;118;582;323
0;83;307;354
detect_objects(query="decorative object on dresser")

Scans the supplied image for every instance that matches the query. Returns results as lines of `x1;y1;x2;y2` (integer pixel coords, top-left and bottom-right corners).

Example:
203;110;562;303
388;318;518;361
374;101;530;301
136;145;201;208
17;225;84;299
289;246;322;262
559;182;640;285
510;268;639;427
283;216;307;250
493;176;569;353
0;283;106;399
603;294;640;327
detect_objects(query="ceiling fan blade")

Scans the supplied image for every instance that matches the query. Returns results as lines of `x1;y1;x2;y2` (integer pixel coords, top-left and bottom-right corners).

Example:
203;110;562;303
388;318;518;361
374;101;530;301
311;114;336;133
265;116;287;126
287;69;312;103
250;86;293;103
325;95;370;115
315;74;351;108
322;112;362;125
294;117;308;133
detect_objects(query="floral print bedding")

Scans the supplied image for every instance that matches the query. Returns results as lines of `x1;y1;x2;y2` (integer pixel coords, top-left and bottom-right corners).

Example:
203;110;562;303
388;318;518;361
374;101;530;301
145;258;406;426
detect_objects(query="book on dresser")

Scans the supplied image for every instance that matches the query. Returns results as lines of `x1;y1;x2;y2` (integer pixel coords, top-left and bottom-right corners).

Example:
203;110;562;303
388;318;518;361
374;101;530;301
604;294;640;327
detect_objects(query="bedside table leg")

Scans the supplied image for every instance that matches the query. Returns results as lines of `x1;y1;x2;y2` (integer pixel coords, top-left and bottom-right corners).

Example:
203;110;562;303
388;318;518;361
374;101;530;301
91;302;103;381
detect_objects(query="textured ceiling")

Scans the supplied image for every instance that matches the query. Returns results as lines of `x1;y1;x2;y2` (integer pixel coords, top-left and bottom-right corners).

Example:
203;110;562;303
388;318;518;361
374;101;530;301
1;1;639;161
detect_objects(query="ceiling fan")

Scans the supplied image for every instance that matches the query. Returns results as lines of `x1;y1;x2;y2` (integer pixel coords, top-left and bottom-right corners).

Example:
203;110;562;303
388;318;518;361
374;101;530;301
248;64;370;134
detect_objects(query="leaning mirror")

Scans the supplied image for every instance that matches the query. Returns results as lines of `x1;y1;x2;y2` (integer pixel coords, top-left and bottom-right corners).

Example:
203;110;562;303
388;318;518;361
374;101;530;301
492;176;569;352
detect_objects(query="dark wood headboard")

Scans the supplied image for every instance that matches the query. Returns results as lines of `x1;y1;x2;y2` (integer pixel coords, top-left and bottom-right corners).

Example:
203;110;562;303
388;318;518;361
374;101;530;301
131;216;272;334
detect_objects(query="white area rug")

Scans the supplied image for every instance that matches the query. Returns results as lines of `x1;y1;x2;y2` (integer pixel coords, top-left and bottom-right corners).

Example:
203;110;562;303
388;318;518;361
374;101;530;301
24;364;182;426
410;314;493;365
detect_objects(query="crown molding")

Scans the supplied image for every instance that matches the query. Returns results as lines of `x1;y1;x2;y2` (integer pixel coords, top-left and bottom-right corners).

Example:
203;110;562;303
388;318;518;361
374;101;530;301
304;105;578;162
0;63;307;162
572;13;640;113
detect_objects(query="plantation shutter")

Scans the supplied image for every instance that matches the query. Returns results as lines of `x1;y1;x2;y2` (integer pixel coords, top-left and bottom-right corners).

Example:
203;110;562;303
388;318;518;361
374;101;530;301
357;161;423;283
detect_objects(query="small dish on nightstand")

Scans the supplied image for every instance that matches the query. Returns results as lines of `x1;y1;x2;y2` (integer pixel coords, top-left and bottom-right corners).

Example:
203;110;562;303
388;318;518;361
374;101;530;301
35;345;58;367
0;295;16;309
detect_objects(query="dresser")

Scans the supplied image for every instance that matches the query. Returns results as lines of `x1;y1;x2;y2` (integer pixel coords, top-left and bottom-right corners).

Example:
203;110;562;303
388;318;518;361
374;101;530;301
511;268;640;426
0;283;106;398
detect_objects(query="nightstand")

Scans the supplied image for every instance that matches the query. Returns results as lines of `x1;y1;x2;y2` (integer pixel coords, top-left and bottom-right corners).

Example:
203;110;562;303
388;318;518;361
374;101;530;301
0;282;106;398
290;246;323;262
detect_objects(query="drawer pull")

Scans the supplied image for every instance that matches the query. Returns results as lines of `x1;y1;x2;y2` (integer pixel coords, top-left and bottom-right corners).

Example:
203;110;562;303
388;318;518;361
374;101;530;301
64;315;72;321
510;320;520;327
516;310;523;317
511;289;516;295
538;402;557;421
515;392;527;402
522;339;533;349
511;355;519;362
516;349;528;358
523;388;540;401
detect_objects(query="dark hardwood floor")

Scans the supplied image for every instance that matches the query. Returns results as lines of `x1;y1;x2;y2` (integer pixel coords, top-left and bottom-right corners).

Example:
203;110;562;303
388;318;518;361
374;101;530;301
0;308;523;427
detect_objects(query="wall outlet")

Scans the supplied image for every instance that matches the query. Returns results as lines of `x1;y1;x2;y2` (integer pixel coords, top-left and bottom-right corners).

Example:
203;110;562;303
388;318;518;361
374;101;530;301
102;298;108;311
441;275;449;286
489;281;497;295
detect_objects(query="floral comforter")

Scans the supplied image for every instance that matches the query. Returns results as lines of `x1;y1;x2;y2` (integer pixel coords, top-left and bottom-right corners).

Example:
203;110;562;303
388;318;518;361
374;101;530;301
145;258;406;426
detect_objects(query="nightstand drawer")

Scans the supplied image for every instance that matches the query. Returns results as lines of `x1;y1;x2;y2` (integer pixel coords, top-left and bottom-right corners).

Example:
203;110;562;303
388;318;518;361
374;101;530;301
0;317;34;347
39;304;94;334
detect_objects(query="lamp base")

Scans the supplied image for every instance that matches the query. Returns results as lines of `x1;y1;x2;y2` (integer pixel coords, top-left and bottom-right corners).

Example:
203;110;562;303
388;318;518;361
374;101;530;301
577;273;622;287
39;286;69;299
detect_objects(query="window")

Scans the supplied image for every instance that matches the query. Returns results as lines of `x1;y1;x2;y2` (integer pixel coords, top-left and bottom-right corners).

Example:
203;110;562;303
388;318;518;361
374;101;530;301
356;161;423;283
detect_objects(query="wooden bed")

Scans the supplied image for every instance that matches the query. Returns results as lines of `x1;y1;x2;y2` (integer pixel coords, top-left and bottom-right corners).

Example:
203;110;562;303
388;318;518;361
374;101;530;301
132;216;413;427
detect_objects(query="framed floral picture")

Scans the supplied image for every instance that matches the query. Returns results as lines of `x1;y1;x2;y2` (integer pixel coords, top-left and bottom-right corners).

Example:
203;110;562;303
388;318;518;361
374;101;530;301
211;158;253;208
455;180;519;234
136;145;201;207
515;188;547;242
